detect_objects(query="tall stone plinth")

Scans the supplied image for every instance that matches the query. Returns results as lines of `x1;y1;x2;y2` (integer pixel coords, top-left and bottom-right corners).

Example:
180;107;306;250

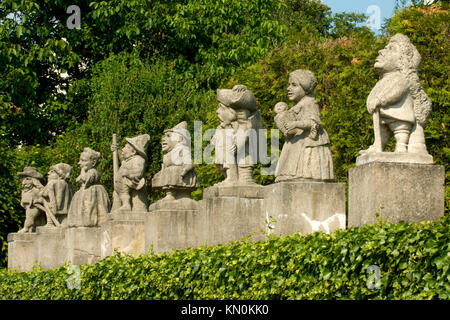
100;211;147;258
7;233;37;272
198;185;267;246
66;227;101;266
145;199;200;254
349;161;444;226
264;182;346;236
35;227;67;270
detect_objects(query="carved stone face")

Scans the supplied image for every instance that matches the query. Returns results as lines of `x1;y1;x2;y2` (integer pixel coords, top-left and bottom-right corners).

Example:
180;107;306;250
216;103;236;125
375;42;401;73
48;168;59;180
121;143;136;160
78;152;95;170
21;177;34;189
287;76;306;103
162;131;181;153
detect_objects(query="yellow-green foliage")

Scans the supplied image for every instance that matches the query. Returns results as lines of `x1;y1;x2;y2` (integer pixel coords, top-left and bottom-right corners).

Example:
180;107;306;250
1;214;448;300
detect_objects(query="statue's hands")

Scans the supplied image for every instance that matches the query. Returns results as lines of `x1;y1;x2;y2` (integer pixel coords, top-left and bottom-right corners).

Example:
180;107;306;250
367;98;382;115
285;121;299;132
227;143;237;154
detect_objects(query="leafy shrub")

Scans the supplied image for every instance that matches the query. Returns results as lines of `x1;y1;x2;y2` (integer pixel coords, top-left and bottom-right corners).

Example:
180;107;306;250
1;214;448;300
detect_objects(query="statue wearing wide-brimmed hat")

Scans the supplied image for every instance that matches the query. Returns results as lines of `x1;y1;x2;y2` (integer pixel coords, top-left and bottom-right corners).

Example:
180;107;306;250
213;85;263;185
17;167;46;233
111;134;150;212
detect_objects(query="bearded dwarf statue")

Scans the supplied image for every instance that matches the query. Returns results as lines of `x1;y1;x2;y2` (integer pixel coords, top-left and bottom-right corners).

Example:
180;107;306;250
359;34;432;158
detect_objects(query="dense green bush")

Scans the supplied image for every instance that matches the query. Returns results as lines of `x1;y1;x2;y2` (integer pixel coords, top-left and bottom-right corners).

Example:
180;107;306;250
1;214;448;300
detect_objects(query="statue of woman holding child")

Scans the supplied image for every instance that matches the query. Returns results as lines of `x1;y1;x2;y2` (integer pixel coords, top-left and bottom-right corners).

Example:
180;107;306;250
274;69;334;182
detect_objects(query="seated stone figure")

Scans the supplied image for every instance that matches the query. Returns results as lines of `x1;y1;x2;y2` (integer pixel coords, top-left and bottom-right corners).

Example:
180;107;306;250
151;121;199;208
68;148;111;227
17;167;46;233
40;163;74;227
359;33;432;155
112;134;150;212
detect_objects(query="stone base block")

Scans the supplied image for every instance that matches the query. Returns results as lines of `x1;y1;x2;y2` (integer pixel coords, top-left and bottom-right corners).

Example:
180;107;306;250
66;227;101;266
145;209;199;254
356;152;433;166
7;233;37;272
199;185;267;246
35;227;67;270
264;182;346;236
349;162;444;226
100;211;147;258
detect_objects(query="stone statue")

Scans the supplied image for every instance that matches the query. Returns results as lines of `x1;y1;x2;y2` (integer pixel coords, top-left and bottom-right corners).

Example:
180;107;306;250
212;85;263;185
359;33;432;155
111;134;150;212
275;69;334;182
151;121;199;204
68;148;111;227
17;167;46;233
40;163;74;227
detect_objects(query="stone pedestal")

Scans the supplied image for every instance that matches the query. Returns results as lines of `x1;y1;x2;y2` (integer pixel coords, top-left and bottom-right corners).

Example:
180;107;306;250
7;233;37;272
100;211;147;258
145;205;199;254
264;181;346;236
35;227;67;270
66;227;101;266
349;162;444;226
199;185;267;246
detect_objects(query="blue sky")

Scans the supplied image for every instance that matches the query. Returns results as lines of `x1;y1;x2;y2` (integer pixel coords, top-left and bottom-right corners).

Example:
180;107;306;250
322;0;398;32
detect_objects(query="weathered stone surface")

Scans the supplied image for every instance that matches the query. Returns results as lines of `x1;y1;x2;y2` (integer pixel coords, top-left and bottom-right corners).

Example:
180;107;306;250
100;211;146;258
274;69;334;182
198;186;268;246
145;209;199;254
203;184;265;199
7;233;37;272
264;181;346;236
65;227;101;266
359;34;432;156
356;152;433;166
35;226;67;270
68;148;110;227
111;134;150;212
349;162;444;226
149;198;198;211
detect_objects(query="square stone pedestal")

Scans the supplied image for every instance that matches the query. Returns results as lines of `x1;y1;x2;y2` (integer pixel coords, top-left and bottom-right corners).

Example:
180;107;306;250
100;211;147;258
348;162;445;226
7;233;37;272
145;207;200;254
198;185;267;246
66;227;101;266
264;182;346;236
35;227;67;270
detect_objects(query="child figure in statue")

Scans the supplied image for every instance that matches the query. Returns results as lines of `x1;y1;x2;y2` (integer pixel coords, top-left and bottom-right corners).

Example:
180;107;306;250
40;163;74;227
68;148;111;227
17;167;46;233
151;121;199;202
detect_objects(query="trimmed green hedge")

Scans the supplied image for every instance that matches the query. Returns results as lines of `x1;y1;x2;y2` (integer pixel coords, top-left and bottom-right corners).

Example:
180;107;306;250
1;214;448;300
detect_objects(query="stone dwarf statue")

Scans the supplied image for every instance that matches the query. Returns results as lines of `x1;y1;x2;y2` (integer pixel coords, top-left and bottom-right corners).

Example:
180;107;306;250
17;167;46;233
40;163;74;227
68;148;111;227
275;69;334;182
111;134;150;212
212;85;263;185
359;33;432;155
151;121;199;206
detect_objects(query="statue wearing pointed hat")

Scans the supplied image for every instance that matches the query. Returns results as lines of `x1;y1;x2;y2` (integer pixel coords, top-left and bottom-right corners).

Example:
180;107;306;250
151;121;199;205
111;134;150;211
17;167;46;233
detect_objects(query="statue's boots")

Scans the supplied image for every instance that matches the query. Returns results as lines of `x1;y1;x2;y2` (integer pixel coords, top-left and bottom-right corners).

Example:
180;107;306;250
238;166;257;185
